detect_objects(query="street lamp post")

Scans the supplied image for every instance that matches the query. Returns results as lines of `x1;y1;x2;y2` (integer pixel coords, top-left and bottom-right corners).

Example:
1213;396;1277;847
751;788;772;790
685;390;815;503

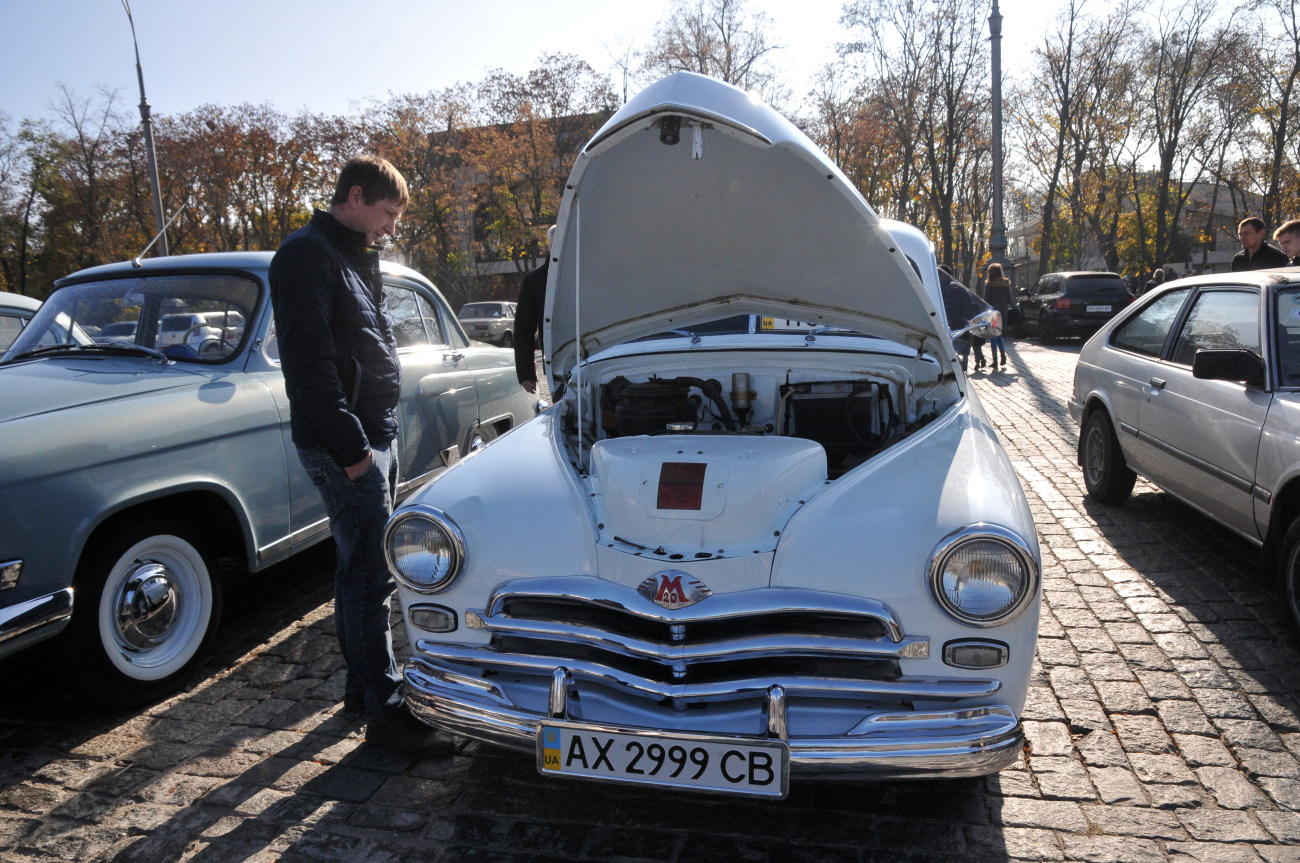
122;0;168;257
988;0;1008;272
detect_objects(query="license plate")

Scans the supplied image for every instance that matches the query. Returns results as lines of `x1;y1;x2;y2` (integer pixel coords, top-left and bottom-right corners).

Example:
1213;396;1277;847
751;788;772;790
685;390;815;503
1086;305;1112;313
537;721;789;798
474;324;488;330
760;317;816;331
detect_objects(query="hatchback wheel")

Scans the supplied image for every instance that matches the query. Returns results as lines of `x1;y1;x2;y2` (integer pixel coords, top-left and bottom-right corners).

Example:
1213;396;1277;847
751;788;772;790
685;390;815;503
1279;517;1300;632
501;332;514;349
65;518;223;706
1080;410;1136;503
1038;317;1057;344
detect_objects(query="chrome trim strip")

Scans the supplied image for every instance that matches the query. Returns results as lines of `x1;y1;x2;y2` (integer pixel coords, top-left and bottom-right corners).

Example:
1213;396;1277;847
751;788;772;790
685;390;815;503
0;588;73;648
1119;421;1139;437
403;664;1022;780
473;615;928;664
1253;485;1272;505
396;466;442;498
484;577;905;643
257;518;330;559
409;646;1000;701
1135;431;1254;493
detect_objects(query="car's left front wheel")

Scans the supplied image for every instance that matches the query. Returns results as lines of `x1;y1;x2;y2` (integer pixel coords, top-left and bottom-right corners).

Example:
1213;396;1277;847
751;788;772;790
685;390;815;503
1277;516;1300;632
65;518;223;706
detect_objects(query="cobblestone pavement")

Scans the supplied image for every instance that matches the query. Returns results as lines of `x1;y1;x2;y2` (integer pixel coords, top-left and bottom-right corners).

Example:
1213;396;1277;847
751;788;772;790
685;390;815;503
2;341;1299;862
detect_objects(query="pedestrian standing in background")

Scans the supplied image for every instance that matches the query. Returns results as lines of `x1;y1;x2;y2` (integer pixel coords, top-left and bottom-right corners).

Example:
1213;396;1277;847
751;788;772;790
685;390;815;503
1232;217;1289;271
515;225;554;393
1273;219;1300;266
939;264;989;373
984;262;1012;371
1142;268;1165;295
269;155;454;758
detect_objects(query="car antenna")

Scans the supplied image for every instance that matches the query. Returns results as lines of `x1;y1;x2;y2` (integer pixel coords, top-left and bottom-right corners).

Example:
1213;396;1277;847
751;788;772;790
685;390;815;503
132;199;188;268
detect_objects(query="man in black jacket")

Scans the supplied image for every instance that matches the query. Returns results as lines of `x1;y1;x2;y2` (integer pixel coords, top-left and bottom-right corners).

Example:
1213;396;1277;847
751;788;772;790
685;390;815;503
515;225;554;393
1232;217;1289;271
270;155;453;757
1274;219;1300;266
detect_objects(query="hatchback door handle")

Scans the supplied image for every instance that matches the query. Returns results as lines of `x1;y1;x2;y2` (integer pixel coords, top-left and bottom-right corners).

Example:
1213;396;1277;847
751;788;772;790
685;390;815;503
1150;377;1166;389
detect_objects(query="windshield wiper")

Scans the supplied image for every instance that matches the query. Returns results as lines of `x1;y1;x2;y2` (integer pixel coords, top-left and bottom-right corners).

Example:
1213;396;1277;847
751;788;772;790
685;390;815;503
3;342;169;364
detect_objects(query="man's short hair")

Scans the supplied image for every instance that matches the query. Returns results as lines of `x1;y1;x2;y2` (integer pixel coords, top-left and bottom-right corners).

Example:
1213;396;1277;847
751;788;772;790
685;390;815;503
1239;216;1267;233
331;155;409;207
1274;219;1300;240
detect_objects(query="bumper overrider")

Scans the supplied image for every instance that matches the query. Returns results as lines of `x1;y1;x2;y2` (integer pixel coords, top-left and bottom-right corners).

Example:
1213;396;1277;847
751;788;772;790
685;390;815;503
401;578;1024;784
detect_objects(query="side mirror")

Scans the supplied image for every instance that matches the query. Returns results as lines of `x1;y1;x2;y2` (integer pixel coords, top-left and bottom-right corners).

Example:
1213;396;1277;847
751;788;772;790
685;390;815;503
1192;349;1265;387
952;308;1003;341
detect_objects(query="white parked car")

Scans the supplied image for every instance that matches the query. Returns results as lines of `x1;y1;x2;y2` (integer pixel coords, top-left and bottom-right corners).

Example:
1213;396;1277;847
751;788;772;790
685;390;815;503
383;73;1040;797
1071;269;1300;631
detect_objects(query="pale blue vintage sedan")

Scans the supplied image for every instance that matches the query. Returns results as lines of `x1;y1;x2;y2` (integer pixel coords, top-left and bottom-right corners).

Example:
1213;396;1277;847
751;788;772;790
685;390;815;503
0;252;534;704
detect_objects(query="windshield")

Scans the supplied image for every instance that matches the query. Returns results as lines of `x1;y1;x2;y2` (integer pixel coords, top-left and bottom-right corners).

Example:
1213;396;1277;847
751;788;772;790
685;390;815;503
4;273;260;363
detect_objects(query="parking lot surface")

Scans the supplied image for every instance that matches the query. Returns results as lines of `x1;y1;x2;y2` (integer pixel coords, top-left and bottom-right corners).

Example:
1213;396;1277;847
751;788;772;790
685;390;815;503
1;341;1298;862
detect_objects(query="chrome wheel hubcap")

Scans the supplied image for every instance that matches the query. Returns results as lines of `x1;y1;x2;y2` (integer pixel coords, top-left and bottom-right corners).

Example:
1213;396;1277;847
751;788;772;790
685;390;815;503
115;561;180;650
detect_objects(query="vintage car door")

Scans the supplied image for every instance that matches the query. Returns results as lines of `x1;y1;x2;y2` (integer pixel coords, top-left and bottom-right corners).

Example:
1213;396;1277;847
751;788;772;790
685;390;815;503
384;279;480;494
1137;286;1270;538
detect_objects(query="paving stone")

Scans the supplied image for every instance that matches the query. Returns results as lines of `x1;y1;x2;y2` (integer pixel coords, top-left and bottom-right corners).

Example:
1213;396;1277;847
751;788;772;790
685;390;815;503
1166;842;1267;862
1197;689;1263;720
1029;757;1097;802
965;825;1064;861
1218;720;1286;752
1023;722;1074;758
1157;700;1219;736
1255;810;1300;844
1176;809;1273;842
1059;834;1166;862
1235;747;1300;779
1077;652;1135;681
1253;845;1300;863
1081;804;1185;839
1098;682;1155;714
1057;699;1111;733
1137;669;1195;701
996;799;1089;833
1112;715;1175;754
1195;767;1271;810
1256;777;1300;811
1127;753;1199;786
1086;766;1146;805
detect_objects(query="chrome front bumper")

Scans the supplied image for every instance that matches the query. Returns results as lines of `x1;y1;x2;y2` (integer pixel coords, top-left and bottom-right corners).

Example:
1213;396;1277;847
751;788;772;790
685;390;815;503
402;655;1023;780
0;588;73;659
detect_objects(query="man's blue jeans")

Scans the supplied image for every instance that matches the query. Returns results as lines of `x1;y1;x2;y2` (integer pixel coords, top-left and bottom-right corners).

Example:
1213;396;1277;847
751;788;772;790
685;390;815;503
297;441;402;721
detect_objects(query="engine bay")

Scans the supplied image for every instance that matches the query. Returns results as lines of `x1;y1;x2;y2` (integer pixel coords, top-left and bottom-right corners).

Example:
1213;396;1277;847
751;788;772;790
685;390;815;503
558;348;954;479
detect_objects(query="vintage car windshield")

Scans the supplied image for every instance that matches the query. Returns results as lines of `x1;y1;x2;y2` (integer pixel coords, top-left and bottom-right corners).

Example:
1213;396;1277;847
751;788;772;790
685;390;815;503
5;274;260;363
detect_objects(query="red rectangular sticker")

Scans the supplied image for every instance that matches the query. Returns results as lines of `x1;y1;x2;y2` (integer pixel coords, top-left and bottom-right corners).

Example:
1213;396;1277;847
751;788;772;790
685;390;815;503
657;462;706;510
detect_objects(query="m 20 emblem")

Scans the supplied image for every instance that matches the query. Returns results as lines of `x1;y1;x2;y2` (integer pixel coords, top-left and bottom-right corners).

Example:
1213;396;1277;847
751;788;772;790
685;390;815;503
638;570;712;609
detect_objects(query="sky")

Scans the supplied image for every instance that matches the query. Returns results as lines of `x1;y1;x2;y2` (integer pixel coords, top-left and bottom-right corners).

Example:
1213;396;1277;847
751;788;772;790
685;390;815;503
1;0;1055;128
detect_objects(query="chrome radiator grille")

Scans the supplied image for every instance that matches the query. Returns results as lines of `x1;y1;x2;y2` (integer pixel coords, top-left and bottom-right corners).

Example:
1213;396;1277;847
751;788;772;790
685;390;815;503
462;576;930;687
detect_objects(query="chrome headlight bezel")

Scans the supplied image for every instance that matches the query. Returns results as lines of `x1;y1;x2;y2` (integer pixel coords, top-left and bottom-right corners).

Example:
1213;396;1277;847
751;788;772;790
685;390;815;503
384;504;466;594
928;524;1039;627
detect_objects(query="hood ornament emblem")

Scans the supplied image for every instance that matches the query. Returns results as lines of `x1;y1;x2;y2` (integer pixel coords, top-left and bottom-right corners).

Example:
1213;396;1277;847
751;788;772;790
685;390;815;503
638;570;712;610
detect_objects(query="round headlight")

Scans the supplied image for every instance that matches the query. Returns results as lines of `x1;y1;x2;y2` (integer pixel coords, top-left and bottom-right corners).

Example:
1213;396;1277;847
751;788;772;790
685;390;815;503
384;506;465;594
929;527;1037;626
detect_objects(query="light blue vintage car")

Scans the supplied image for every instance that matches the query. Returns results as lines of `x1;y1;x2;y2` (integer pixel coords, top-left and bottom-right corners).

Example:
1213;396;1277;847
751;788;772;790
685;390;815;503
0;252;534;704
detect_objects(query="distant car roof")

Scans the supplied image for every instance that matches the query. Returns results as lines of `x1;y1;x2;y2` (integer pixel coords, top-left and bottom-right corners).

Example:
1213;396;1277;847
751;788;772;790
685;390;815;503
53;251;433;289
0;291;43;313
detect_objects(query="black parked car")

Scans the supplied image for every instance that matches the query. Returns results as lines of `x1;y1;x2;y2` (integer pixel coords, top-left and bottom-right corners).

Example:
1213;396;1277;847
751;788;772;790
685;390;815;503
1017;271;1131;344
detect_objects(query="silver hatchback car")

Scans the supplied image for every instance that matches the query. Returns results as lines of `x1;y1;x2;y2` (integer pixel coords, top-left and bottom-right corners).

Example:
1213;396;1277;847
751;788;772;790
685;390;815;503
458;301;516;347
1070;269;1300;630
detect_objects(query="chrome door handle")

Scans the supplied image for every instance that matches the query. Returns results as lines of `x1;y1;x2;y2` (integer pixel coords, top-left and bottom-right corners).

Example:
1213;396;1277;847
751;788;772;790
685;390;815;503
442;352;464;366
1150;377;1166;389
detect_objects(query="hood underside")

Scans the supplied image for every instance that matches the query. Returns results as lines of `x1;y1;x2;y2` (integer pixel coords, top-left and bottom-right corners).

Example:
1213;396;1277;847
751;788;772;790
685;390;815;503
545;72;947;384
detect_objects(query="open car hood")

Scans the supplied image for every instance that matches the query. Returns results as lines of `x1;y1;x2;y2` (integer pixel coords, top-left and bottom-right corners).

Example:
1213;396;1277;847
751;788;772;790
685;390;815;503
545;72;950;385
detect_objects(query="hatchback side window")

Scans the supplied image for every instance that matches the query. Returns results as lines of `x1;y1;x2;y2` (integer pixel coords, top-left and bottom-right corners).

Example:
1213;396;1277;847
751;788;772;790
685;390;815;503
1110;288;1191;357
1277;288;1300;386
1169;290;1260;366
